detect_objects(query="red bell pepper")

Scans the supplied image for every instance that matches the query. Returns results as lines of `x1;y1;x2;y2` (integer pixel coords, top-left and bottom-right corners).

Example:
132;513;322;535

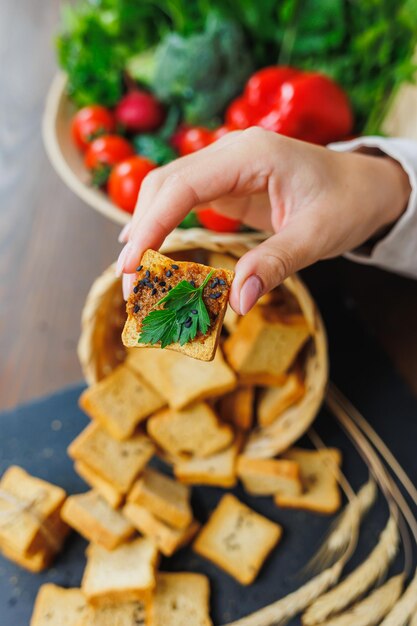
225;66;353;145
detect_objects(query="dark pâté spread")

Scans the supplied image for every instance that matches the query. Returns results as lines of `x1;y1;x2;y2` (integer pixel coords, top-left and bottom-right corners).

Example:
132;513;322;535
126;259;232;341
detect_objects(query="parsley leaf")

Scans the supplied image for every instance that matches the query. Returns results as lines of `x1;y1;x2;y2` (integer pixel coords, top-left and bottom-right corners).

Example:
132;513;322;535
138;270;215;348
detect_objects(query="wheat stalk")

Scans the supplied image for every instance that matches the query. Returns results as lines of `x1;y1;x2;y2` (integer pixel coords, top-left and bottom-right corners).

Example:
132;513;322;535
380;568;417;626
223;559;347;626
303;479;376;574
326;385;417;626
319;574;404;626
302;514;400;625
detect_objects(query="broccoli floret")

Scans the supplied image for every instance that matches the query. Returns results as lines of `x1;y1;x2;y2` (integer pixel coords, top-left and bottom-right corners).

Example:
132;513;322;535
129;14;253;124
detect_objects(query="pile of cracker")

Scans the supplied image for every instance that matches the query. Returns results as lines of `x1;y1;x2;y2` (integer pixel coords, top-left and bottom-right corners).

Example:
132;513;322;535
0;254;343;625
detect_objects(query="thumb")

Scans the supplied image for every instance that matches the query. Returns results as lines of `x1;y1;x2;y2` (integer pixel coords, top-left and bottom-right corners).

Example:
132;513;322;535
229;218;322;315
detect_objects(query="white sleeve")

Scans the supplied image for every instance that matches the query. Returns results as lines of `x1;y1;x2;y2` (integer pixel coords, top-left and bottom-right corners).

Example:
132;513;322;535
328;136;417;279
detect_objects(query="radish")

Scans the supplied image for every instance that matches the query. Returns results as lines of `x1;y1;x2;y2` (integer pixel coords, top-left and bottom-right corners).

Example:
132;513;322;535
115;90;165;132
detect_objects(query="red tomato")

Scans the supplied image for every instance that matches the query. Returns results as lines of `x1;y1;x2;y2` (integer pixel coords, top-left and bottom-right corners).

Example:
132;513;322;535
244;66;300;108
170;124;191;151
197;207;241;233
115;90;165;132
108;156;157;214
225;97;255;130
176;127;213;156
84;135;134;171
71;106;115;151
211;125;232;141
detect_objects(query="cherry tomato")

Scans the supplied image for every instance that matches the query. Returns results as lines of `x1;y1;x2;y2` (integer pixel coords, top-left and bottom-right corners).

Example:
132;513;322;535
225;97;255;130
84;135;134;171
211;125;232;141
170;124;191;152
244;66;300;108
71;105;115;151
115;90;165;132
197;207;241;233
176;127;213;156
108;156;157;214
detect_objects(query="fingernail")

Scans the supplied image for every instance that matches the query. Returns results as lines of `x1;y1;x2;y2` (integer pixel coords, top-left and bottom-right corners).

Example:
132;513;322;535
239;275;263;315
122;273;136;300
116;242;133;277
118;222;131;243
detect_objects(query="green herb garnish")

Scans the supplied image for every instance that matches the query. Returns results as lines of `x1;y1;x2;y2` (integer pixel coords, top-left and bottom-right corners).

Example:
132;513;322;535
138;270;215;348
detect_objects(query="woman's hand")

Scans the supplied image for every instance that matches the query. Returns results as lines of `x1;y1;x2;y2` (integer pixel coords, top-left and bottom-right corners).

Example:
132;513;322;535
117;128;410;314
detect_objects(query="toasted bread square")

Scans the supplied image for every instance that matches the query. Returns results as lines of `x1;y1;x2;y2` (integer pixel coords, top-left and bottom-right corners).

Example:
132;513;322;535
61;491;135;550
82;537;159;606
224;305;310;385
0;466;68;556
78;601;147;626
123;503;199;557
275;448;342;514
2;544;53;573
218;386;254;431
74;461;124;509
128;468;192;529
258;371;305;427
68;423;155;493
79;365;165;440
149;572;212;626
30;584;87;626
173;436;242;488
237;456;302;496
127;345;236;410
122;249;234;362
194;494;282;585
147;402;234;459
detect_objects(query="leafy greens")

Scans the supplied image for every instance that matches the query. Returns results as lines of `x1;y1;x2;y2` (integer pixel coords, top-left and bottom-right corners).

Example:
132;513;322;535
57;0;417;132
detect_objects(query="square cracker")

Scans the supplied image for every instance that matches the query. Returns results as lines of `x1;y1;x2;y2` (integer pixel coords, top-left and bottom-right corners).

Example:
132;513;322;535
128;468;192;529
79;365;165;440
258;371;305;427
218;385;254;431
0;466;68;556
81;537;159;606
68;423;155;493
193;493;282;585
122;249;234;361
2;544;53;573
61;491;135;550
275;447;342;514
123;503;199;557
149;572;212;626
74;461;124;509
78;601;147;626
237;456;302;496
223;305;310;385
127;345;236;410
30;584;87;626
147;402;234;459
173;435;242;488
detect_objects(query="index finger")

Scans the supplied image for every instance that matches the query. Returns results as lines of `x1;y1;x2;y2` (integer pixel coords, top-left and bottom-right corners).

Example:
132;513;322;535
120;130;266;273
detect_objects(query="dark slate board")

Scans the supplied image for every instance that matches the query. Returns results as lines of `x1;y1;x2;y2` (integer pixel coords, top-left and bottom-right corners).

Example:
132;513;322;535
1;267;417;625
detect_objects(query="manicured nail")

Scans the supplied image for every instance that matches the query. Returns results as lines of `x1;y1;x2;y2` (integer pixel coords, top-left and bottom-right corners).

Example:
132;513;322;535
115;242;133;277
118;222;131;243
122;273;136;300
239;275;263;315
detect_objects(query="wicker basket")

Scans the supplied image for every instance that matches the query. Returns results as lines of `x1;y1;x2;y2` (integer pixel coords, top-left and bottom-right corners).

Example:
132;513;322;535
78;237;328;458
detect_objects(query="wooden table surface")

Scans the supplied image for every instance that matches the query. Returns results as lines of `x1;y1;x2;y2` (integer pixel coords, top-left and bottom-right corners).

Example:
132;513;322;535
1;0;417;411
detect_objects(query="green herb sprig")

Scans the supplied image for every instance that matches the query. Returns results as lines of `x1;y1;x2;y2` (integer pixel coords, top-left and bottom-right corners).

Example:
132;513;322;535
138;270;215;348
